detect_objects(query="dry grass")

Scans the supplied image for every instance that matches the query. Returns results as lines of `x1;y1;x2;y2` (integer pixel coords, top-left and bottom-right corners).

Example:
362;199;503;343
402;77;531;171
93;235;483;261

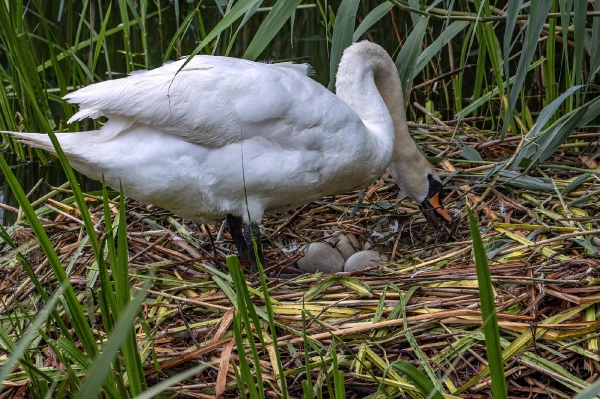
1;120;600;398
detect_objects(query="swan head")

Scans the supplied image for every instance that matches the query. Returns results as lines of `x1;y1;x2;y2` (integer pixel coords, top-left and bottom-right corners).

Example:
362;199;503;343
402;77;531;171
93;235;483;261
418;173;453;229
389;162;452;228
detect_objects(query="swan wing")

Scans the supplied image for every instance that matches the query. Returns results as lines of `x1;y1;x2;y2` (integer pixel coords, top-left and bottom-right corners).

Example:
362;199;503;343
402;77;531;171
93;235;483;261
64;56;340;147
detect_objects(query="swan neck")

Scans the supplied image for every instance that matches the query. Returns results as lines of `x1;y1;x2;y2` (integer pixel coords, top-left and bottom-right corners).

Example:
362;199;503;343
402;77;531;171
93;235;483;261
336;43;424;162
336;42;435;203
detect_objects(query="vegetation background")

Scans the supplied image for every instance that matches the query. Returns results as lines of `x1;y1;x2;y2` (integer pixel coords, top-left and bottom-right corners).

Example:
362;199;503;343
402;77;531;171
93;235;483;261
0;0;600;398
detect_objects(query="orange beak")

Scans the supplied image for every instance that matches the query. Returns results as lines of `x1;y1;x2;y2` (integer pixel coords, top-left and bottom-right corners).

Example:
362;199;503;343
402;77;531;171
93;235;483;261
427;192;453;223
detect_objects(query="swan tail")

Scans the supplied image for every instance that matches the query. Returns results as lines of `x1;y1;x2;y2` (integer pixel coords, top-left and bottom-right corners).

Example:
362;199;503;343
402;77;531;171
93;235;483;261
3;117;126;155
0;131;87;163
1;131;57;153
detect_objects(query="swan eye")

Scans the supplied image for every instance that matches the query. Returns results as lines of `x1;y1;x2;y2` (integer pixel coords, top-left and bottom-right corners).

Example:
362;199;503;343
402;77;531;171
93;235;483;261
426;174;444;199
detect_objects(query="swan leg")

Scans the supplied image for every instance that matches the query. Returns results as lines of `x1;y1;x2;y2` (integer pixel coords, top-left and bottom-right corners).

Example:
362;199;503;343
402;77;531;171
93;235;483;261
226;214;251;261
243;222;266;272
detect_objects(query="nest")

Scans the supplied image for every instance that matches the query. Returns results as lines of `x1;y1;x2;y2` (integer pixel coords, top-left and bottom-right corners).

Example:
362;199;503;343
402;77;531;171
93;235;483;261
1;124;600;398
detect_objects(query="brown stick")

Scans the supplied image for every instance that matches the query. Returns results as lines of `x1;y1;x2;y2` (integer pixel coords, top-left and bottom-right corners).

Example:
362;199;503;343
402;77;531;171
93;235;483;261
413;64;476;90
441;159;499;220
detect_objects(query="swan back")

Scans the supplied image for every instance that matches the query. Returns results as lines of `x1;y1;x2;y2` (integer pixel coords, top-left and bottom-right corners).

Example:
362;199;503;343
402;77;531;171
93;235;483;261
64;57;330;148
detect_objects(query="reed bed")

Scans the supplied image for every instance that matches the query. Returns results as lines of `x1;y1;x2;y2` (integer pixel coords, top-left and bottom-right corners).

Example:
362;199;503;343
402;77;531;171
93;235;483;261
1;119;599;397
2;0;600;397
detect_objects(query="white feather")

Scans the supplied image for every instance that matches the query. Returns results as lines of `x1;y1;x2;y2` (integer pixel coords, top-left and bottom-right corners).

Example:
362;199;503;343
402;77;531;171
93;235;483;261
5;42;441;225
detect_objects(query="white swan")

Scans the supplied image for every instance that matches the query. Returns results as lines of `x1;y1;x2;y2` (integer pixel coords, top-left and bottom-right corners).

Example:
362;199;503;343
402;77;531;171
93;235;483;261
5;41;451;268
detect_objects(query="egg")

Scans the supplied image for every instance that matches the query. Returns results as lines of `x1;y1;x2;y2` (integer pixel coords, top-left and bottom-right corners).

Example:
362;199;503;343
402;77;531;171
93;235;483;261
297;242;345;273
326;233;360;261
344;250;388;272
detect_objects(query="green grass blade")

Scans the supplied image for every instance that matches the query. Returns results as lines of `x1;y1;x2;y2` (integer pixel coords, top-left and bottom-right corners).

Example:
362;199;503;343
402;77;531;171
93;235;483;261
0;283;67;395
395;16;429;100
501;0;552;139
509;85;583;169
115;184;147;395
0;152;98;357
328;0;360;91
56;337;123;398
115;187;131;317
226;256;264;399
230;358;248;399
331;339;345;399
502;0;523;111
243;0;303;61
414;20;468;77
521;351;588;392
400;295;445;394
544;0;559;124
40;127;105;336
250;257;288;395
0;226;72;339
31;0;73;121
588;0;600;83
573;0;586;106
163;5;200;62
453;20;474;114
33;9;162;74
456;58;545;118
301;309;314;396
467;207;508;399
559;0;574;114
388;360;444;399
227;257;265;347
0;0;55;158
42;381;58;399
352;3;392;42
75;280;151;399
116;0;133;72
472;0;504;126
574;377;600;399
528;104;588;166
232;310;259;399
133;364;213;399
224;1;264;57
177;0;261;73
101;178;119;319
92;2;113;75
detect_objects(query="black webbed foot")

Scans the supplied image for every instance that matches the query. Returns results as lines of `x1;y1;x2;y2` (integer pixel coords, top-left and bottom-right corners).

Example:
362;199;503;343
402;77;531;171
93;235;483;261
226;215;266;273
226;214;251;261
243;222;266;272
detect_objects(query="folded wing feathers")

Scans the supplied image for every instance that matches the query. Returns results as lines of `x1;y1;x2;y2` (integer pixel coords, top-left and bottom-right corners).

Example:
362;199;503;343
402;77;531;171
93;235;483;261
67;108;103;124
62;56;317;146
273;62;315;77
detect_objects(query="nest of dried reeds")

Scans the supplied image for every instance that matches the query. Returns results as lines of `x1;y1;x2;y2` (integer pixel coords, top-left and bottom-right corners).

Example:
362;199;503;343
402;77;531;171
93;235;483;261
1;123;599;398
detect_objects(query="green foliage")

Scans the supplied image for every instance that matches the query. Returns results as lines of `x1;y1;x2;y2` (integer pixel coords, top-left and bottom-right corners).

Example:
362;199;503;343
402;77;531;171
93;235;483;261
244;0;304;60
387;360;445;399
467;208;508;399
574;377;600;399
328;0;360;91
501;0;552;138
396;16;429;100
0;282;67;396
0;153;99;357
2;1;600;168
75;280;150;399
2;1;600;397
227;255;267;399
